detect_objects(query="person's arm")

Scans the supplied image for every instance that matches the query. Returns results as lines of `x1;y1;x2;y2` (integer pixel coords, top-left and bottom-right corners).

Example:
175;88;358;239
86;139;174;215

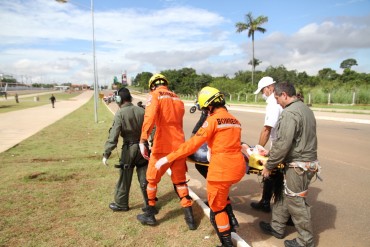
265;112;296;171
167;114;212;162
103;112;122;157
258;125;272;147
167;127;208;163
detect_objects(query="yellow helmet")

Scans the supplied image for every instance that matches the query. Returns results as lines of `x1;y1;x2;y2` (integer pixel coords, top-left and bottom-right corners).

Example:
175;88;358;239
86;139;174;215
148;73;169;90
198;86;224;108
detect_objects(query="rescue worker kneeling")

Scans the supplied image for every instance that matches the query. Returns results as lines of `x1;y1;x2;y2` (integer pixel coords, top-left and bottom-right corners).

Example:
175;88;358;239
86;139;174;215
137;73;196;230
155;86;246;247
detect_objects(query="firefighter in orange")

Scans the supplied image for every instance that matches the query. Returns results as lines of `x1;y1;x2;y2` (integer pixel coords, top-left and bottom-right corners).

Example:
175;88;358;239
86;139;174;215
155;86;246;247
136;73;196;230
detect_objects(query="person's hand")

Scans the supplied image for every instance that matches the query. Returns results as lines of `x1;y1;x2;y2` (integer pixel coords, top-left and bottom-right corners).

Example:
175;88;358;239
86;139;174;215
155;157;168;170
102;157;108;167
261;167;271;178
139;143;150;160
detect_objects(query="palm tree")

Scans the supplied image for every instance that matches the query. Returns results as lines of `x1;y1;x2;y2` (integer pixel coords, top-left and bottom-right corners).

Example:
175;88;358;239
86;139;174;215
248;58;262;70
236;12;268;85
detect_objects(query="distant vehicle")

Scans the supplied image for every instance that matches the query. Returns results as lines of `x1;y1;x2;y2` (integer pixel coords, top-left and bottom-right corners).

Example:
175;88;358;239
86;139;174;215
189;101;200;113
103;93;115;104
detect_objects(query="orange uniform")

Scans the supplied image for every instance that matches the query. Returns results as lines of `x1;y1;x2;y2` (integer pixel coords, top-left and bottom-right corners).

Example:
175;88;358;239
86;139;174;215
140;85;192;208
167;107;246;233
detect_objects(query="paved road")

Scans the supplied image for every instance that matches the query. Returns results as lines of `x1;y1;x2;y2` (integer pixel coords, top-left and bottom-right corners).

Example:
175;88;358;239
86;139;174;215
111;94;370;247
0;91;93;153
181;104;370;247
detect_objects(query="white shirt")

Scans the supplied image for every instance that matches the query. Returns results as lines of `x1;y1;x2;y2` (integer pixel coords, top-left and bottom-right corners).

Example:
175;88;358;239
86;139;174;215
264;94;283;143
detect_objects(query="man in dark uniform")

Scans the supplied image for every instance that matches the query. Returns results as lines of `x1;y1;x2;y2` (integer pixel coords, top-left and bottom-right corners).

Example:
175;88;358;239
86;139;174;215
50;94;56;108
259;82;319;247
102;87;149;212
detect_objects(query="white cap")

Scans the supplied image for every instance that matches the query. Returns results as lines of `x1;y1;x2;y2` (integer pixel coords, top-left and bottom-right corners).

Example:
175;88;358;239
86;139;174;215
253;76;275;94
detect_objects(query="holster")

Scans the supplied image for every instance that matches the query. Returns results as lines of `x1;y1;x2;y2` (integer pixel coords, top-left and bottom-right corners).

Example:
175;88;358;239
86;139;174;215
114;164;134;169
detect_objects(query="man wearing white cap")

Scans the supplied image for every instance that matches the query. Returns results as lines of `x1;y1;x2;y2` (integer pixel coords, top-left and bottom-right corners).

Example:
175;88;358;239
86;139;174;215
250;76;283;212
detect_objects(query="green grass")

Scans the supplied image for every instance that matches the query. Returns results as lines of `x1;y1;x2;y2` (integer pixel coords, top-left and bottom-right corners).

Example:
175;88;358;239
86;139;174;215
0;91;83;113
0;97;219;247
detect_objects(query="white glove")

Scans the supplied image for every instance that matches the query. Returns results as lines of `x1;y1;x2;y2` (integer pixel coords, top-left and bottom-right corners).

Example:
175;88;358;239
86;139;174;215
102;157;108;166
139;143;150;160
155;157;168;170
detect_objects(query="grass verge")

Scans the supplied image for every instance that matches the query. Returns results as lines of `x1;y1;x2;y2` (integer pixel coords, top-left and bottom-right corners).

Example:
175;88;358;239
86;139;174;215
0;91;82;113
0;97;219;247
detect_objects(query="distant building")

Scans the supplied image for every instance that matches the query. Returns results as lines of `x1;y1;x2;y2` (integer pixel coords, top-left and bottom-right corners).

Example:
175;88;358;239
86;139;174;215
54;85;70;91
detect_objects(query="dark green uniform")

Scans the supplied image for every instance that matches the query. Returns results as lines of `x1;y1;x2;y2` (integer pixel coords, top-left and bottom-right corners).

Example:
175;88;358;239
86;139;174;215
266;99;318;247
104;102;148;210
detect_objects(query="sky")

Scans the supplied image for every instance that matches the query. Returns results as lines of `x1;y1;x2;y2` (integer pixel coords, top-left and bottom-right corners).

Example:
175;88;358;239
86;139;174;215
0;0;369;86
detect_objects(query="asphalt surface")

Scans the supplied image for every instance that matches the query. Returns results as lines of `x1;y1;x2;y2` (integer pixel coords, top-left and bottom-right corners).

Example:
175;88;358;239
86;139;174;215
182;106;370;247
1;90;370;247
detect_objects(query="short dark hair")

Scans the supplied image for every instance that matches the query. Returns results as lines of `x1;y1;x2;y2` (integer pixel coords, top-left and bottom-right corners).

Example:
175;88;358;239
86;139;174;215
274;82;296;97
118;87;132;102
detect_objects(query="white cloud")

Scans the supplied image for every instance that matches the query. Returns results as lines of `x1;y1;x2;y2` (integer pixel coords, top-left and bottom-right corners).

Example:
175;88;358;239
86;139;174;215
0;0;369;85
240;15;370;75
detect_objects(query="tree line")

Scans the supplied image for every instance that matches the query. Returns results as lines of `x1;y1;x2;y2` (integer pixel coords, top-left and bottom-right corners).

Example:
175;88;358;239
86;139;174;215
132;63;370;105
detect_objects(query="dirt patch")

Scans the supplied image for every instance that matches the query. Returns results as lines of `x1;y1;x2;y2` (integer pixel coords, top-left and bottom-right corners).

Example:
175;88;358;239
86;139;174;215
31;158;68;162
27;172;47;179
25;172;81;182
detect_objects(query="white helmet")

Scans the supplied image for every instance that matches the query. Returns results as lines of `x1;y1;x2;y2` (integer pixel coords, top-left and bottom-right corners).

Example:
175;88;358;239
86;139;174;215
254;76;275;94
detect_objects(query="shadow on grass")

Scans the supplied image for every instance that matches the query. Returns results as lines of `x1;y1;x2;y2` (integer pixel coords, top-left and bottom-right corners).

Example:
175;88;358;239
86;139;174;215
0;105;14;109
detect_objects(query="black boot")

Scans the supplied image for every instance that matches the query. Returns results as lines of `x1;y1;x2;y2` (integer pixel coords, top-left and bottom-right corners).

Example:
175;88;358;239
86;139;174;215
137;206;157;225
251;177;274;212
210;210;224;245
284;239;303;247
183;206;197;230
140;182;159;215
225;204;239;231
140;185;149;212
250;200;271;212
141;205;159;214
109;202;129;212
259;221;284;239
219;231;234;247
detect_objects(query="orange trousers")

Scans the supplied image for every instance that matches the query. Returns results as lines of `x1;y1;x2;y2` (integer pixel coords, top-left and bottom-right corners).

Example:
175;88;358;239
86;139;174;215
146;153;193;208
207;180;237;233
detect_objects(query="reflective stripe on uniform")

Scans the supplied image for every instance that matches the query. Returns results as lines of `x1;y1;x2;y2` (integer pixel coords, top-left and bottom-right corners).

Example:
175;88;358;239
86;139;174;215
217;223;230;230
158;95;181;101
176;185;188;190
147;185;157;191
216;124;241;129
